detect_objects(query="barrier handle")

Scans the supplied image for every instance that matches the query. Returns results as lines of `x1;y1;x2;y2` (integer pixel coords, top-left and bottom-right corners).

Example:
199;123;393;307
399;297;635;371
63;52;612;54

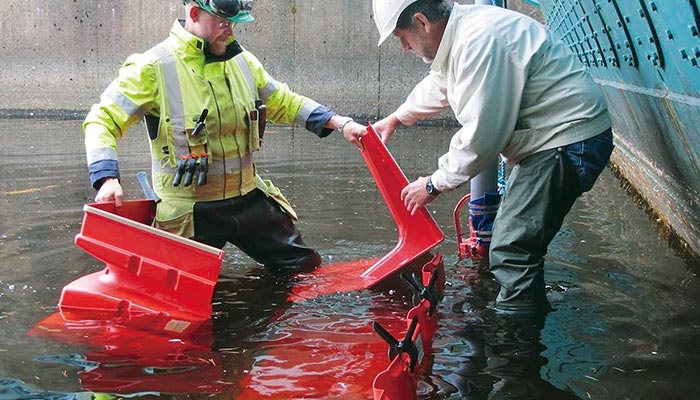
453;194;471;245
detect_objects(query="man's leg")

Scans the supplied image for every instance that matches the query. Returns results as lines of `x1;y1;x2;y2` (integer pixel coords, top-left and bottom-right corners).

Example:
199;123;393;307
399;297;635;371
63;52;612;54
489;147;581;313
232;192;321;272
193;190;321;271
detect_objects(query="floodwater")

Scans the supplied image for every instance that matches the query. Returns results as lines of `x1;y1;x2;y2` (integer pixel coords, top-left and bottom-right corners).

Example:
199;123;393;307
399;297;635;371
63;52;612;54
1;118;699;400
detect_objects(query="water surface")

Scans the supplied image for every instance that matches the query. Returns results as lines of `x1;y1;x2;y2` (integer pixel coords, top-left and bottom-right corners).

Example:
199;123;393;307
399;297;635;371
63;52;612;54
1;119;698;399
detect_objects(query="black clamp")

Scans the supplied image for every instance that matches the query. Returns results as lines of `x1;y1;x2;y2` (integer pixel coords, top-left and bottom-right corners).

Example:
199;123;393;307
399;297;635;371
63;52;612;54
373;317;420;372
173;153;209;187
197;153;208;186
182;154;198;187
400;268;441;316
173;155;188;187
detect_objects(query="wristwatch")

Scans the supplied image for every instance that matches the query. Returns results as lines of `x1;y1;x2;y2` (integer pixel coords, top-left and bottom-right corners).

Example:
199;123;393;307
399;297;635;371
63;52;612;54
338;117;354;135
426;176;441;196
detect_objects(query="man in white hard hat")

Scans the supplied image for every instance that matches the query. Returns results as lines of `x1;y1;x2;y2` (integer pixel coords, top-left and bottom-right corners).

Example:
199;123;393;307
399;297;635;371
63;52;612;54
369;0;614;314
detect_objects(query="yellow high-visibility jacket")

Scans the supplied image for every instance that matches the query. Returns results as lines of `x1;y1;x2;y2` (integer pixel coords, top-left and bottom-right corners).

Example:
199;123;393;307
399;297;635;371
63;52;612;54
84;20;330;237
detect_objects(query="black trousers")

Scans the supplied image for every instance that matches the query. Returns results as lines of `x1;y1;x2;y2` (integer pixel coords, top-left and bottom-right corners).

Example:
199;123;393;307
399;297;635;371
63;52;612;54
192;189;321;271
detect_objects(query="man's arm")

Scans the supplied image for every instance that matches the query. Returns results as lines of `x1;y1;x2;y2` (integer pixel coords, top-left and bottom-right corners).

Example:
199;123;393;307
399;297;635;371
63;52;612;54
83;53;158;207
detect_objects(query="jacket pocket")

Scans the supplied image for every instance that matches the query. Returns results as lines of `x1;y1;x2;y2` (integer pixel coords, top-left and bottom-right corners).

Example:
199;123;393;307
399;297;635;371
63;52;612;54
154;199;195;238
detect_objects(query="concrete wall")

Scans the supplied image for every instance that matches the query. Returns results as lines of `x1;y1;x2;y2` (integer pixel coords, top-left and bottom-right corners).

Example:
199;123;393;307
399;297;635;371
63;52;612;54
1;0;540;119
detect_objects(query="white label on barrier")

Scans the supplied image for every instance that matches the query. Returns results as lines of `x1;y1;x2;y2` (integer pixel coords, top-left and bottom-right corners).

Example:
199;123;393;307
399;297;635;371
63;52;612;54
164;319;191;333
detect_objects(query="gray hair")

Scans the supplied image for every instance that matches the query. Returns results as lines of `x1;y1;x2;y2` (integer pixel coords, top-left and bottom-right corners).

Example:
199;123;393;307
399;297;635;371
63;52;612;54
396;0;453;31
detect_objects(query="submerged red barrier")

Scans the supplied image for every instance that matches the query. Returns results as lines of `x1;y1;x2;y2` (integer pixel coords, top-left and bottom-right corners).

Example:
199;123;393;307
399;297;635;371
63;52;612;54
372;254;443;400
32;214;445;399
28;313;225;395
234;253;445;400
31;253;443;399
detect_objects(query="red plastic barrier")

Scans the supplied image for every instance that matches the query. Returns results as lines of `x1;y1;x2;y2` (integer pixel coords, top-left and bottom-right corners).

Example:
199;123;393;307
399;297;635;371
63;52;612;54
373;353;417;400
236;254;445;400
64;199;224;335
32;253;444;399
371;310;434;400
28;312;225;395
412;253;443;351
289;125;444;301
453;194;488;260
358;125;444;281
372;256;444;400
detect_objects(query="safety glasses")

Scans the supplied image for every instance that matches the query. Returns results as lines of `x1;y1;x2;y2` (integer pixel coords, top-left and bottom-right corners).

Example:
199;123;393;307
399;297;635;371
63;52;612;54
200;8;236;29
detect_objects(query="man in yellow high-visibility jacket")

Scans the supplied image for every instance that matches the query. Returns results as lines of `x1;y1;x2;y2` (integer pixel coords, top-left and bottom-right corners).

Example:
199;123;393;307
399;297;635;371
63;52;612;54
84;0;365;272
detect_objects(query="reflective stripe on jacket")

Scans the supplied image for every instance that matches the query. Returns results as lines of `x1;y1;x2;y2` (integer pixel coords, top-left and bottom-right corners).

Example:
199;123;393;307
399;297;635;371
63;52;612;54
84;20;316;236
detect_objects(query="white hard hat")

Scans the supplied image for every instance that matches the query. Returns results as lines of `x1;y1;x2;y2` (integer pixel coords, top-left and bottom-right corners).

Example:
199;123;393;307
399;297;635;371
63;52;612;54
373;0;420;46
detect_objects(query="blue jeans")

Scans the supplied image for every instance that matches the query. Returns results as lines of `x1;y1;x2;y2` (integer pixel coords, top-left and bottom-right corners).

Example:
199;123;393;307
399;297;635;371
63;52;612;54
564;128;614;193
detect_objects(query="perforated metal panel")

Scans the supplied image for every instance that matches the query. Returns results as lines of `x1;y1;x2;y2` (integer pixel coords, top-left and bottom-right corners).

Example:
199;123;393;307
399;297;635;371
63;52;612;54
536;0;700;255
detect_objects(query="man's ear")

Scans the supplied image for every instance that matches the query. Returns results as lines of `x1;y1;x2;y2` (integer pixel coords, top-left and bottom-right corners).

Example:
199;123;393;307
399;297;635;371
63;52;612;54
187;4;201;22
413;13;431;33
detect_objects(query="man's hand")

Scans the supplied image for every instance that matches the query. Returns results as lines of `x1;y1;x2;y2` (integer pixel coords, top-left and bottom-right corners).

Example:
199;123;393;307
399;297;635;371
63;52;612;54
342;121;367;149
94;177;124;208
372;113;402;144
401;176;437;215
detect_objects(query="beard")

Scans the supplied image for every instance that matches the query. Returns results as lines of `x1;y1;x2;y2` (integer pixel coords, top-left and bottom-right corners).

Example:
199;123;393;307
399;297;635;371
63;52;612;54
209;40;228;56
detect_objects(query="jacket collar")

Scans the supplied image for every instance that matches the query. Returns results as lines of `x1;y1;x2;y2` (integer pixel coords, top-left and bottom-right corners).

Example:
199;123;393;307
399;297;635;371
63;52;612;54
431;5;464;74
169;19;243;64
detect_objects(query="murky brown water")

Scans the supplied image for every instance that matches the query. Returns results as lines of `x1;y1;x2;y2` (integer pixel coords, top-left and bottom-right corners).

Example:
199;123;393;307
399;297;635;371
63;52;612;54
1;118;699;399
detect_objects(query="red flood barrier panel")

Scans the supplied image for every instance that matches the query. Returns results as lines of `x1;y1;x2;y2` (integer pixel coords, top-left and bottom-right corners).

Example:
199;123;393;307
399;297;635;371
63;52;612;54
235;253;445;400
28;313;225;395
289;124;444;301
31;254;442;400
372;253;444;400
64;199;224;335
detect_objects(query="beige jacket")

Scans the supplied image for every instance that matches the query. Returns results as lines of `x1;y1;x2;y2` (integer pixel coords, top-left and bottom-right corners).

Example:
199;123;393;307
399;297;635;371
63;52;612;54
395;4;611;191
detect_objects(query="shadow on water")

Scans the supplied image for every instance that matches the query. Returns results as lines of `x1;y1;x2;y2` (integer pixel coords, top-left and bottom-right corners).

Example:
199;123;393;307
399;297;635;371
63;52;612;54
2;119;700;399
419;260;578;400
